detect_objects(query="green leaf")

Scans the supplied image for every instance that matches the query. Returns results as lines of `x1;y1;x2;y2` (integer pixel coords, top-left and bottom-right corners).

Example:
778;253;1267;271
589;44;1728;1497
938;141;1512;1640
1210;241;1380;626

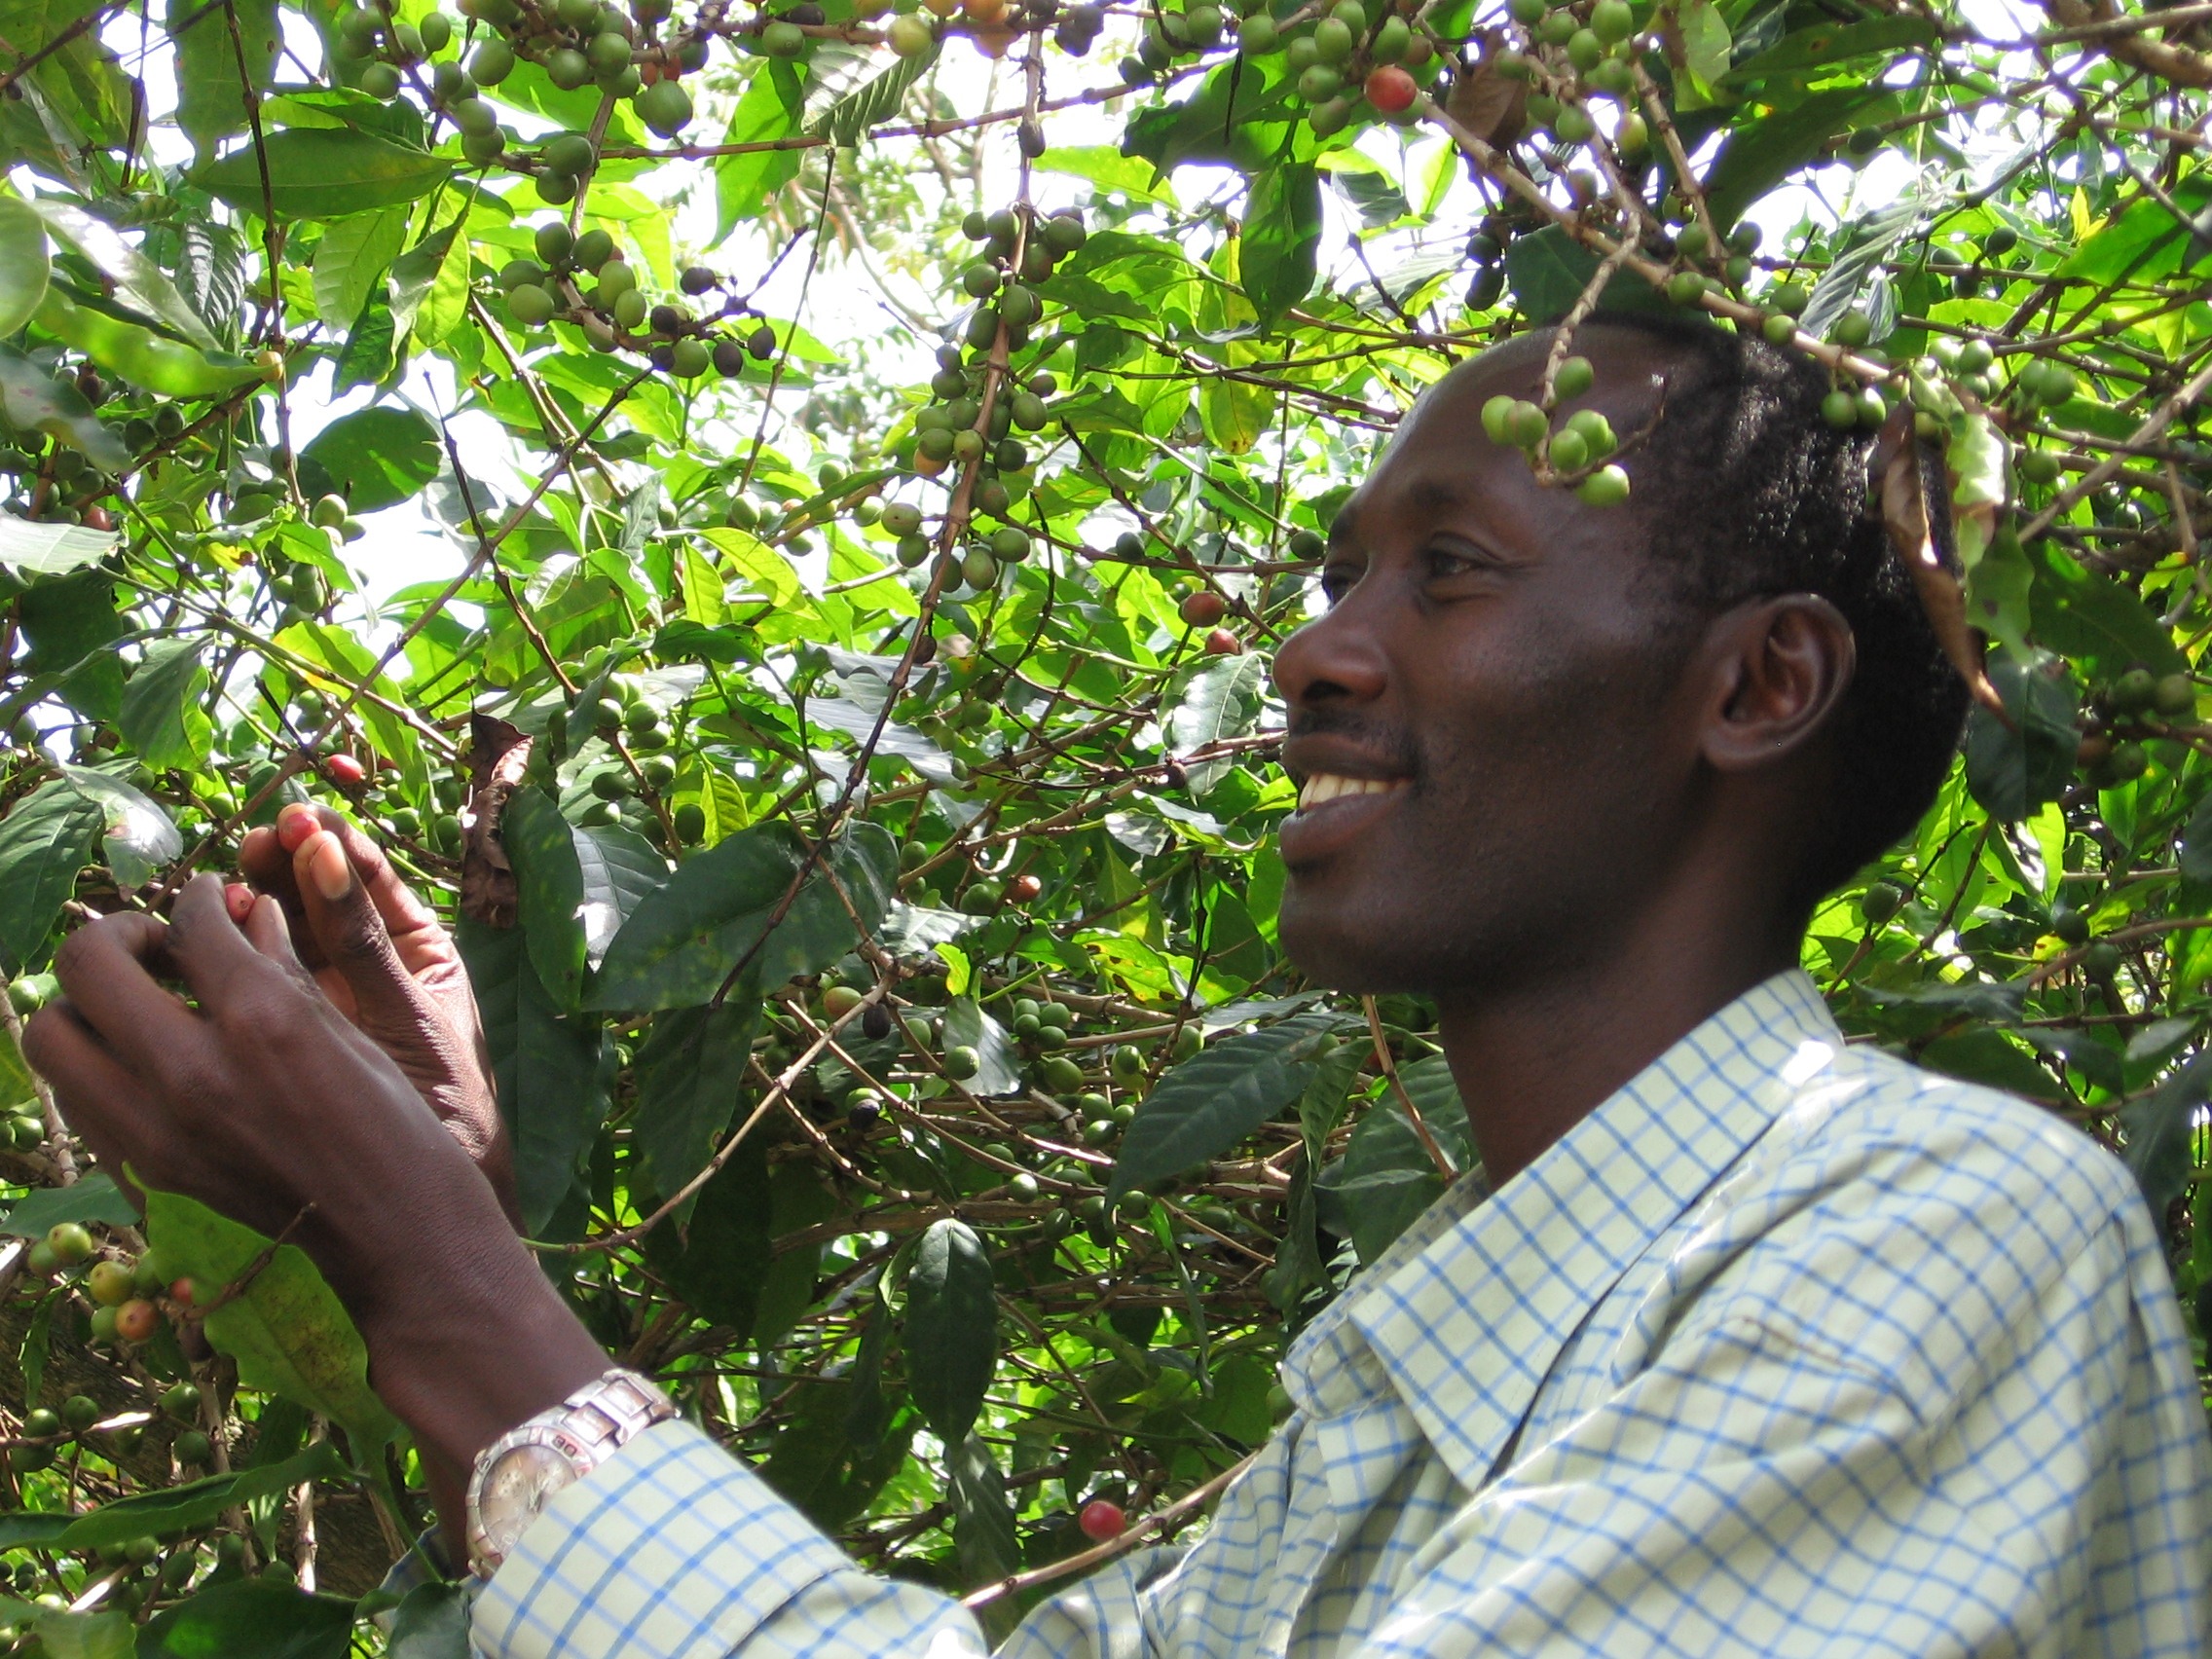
0;344;128;471
117;638;209;772
0;197;51;338
0;779;103;967
168;0;277;161
642;1127;772;1333
7;1443;348;1554
26;202;221;351
505;789;667;1014
1108;1013;1347;1202
808;41;938;145
1315;1057;1475;1263
632;996;763;1204
59;762;182;889
940;995;1020;1095
1241;163;1320;327
1677;0;1732;98
138;1580;356;1659
191;128;452;219
388;221;461;345
1725;15;1936;83
299;405;440;512
387;1580;473;1659
140;1186;399;1454
331;289;395;392
2025;538;2185;677
0;1172;138;1236
1961;650;2079;824
1167;652;1268;796
1501;224;1668;324
947;1433;1019;1589
33;1609;130;1659
2118;1050;2212;1247
713;61;804;242
0;516;118;576
458;919;607;1238
1702;88;1885;231
903;1217;995;1447
1800;194;1921;340
311;207;408;333
588;821;895;1012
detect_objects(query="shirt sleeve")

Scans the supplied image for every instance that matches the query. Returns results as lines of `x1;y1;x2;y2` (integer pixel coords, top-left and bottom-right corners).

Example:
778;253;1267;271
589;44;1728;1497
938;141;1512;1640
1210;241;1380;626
470;1419;1194;1659
1344;1119;2212;1658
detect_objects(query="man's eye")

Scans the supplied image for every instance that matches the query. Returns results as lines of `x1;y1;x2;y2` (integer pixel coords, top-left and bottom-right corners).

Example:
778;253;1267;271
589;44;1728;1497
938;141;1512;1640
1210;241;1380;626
1317;565;1360;605
1423;545;1495;582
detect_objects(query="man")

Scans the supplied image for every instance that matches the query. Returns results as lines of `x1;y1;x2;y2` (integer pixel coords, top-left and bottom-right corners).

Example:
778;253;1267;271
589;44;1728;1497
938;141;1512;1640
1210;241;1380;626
23;315;2212;1656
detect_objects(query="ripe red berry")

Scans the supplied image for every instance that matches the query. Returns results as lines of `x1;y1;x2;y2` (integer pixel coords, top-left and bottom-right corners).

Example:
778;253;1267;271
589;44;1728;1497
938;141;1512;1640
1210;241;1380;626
1008;873;1043;903
321;753;367;787
114;1299;161;1343
1365;65;1419;113
1202;628;1241;656
1077;1498;1125;1541
1178;590;1226;628
169;1276;199;1309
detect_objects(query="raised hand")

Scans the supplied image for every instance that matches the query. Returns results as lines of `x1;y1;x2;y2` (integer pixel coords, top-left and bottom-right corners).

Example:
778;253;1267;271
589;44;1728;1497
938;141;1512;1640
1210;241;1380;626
19;876;604;1471
237;802;516;1226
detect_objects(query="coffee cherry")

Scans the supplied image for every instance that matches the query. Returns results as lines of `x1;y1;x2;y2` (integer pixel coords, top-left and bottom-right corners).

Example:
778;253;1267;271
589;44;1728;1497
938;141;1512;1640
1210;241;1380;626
358;60;401;98
507;282;556;327
45;1223;92;1267
1821;389;1859;430
889;12;934;53
1202;627;1240;656
673;802;707;842
173;1430;212;1466
161;1382;202;1421
61;1396;99;1432
943;1044;980;1080
87;1261;133;1307
115;1300;161;1343
1008;872;1042;903
1859;879;1904;924
637;76;693;134
1575;465;1630;507
1078;1498;1125;1540
322;753;368;787
824;984;866;1019
1178;590;1226;627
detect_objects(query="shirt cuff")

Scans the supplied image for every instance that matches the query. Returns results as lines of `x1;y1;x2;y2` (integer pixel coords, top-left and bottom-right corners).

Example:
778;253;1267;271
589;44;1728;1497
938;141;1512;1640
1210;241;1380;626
471;1418;857;1659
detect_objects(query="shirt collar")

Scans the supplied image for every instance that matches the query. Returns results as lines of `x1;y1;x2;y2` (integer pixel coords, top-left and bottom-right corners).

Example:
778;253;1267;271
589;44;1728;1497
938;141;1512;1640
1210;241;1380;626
1320;968;1842;1492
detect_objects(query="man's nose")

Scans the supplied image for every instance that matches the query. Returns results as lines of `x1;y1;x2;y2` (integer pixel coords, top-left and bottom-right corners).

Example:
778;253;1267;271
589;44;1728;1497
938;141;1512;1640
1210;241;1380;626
1272;594;1389;713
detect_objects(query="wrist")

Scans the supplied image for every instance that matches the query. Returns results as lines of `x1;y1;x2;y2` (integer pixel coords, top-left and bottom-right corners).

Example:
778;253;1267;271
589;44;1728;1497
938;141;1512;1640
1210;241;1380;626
357;1240;609;1473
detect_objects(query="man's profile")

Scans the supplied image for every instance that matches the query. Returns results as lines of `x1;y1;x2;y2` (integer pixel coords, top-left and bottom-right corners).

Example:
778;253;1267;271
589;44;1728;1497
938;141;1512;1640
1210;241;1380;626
22;315;2212;1656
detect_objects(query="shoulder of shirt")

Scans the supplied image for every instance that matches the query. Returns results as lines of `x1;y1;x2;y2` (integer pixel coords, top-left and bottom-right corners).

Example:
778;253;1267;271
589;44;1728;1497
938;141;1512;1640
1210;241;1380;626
1756;1037;2143;1226
1625;1039;2156;1400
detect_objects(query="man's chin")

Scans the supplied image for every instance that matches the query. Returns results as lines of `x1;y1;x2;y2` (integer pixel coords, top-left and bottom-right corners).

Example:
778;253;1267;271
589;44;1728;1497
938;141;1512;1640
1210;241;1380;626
1277;893;1433;998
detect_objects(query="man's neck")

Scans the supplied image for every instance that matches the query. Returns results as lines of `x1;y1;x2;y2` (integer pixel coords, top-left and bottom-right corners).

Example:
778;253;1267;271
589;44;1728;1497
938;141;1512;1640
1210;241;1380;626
1433;915;1799;1190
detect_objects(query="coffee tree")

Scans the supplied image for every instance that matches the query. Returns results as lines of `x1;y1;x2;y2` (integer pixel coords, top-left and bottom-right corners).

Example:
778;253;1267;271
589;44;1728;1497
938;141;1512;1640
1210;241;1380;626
0;0;2204;1644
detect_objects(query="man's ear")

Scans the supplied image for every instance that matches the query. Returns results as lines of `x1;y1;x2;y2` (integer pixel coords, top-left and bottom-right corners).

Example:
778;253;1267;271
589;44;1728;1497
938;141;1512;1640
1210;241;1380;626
1699;594;1856;772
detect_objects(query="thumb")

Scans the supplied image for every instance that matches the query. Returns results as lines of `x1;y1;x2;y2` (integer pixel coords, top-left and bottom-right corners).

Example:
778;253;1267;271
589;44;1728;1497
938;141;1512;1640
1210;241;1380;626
291;827;427;1033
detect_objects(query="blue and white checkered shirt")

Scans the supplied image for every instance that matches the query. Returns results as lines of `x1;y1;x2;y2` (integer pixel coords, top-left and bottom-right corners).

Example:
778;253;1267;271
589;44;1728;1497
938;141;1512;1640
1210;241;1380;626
470;970;2212;1656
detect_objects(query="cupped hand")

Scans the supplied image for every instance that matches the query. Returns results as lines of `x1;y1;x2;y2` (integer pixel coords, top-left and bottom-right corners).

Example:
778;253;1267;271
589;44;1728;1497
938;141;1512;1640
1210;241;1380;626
238;803;516;1226
19;877;603;1469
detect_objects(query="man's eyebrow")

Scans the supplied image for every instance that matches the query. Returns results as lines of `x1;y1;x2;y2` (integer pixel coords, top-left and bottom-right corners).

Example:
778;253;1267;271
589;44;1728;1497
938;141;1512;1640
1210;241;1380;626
1406;478;1466;516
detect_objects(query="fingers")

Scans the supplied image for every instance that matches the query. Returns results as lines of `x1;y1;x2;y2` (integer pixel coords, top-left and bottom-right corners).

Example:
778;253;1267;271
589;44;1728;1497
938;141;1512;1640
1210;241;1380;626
44;912;201;1083
21;1002;170;1199
282;815;429;1034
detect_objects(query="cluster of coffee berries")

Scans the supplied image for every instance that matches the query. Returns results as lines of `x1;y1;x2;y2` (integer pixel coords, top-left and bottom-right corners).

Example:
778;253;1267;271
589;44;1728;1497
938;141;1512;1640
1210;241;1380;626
1228;0;1442;132
1480;355;1628;506
1494;0;1644;151
22;1225;198;1352
497;223;776;380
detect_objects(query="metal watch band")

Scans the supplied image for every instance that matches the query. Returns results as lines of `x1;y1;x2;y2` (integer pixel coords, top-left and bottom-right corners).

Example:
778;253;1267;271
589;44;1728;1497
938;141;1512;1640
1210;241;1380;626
465;1367;677;1577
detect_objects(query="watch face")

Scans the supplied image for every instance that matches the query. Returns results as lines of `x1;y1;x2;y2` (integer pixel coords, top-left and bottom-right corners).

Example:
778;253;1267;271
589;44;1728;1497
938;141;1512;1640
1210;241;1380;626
479;1442;577;1558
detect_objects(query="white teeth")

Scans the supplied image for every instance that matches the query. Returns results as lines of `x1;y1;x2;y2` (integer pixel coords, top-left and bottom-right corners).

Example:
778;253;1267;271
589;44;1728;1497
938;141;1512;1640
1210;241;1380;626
1297;773;1403;811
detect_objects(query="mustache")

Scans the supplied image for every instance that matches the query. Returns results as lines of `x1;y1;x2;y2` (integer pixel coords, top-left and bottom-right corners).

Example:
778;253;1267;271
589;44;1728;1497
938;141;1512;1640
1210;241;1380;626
1284;706;1422;778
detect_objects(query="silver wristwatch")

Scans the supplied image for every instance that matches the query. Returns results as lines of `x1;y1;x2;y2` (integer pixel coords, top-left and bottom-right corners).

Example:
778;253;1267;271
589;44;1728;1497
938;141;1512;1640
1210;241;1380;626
464;1368;677;1577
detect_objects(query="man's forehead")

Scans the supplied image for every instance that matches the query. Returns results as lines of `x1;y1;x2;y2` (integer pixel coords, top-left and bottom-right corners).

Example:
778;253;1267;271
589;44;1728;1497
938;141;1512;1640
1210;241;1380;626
1322;329;1678;541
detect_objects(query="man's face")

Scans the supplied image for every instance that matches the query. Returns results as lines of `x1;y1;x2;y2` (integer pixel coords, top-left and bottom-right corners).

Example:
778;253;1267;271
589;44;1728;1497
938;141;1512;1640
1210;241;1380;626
1272;329;1717;999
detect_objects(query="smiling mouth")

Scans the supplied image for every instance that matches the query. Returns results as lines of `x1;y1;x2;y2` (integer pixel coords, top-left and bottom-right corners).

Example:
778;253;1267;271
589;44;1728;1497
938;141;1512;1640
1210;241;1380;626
1296;773;1408;811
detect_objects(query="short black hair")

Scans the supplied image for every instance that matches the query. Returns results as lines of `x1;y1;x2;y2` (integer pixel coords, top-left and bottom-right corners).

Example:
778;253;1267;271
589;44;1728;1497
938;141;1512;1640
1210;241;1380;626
1583;312;1970;908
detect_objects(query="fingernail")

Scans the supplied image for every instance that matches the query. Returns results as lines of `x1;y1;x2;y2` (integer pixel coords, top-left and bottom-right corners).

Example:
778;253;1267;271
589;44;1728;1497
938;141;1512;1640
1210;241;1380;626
309;836;350;902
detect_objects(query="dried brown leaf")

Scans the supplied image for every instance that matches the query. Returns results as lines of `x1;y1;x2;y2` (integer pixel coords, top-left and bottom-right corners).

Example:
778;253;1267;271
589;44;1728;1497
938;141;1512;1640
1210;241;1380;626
1872;412;2008;721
